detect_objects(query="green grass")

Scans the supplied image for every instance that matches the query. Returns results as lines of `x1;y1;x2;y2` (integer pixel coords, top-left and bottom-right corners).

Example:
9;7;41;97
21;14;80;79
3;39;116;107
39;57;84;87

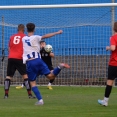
0;86;117;117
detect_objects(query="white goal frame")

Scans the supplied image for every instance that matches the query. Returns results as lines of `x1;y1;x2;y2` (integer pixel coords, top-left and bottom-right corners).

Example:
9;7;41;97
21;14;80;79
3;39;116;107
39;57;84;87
0;3;116;9
0;2;117;86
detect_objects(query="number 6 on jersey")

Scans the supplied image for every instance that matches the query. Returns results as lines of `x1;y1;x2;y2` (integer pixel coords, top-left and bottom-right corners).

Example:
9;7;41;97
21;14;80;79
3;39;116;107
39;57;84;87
13;36;21;44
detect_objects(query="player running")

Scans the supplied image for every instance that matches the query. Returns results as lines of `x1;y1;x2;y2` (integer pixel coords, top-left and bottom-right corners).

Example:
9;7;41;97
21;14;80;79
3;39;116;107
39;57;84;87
22;23;70;105
4;24;35;99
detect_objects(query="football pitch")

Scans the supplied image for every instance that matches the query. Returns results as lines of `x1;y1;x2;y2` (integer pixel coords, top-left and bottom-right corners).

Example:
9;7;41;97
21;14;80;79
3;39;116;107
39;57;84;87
0;86;117;117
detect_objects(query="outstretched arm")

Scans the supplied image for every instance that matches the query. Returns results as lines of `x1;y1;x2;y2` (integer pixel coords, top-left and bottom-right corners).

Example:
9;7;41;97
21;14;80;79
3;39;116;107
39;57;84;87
41;30;63;39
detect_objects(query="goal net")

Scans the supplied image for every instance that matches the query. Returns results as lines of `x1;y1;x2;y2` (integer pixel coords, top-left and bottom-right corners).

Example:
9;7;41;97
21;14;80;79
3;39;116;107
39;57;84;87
0;3;116;86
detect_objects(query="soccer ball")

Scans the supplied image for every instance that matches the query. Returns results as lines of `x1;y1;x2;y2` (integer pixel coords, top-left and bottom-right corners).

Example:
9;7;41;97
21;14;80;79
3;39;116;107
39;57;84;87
44;44;53;52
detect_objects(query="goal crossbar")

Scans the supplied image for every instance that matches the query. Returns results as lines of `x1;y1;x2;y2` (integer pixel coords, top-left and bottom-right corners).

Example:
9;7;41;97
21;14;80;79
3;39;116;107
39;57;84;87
0;3;117;9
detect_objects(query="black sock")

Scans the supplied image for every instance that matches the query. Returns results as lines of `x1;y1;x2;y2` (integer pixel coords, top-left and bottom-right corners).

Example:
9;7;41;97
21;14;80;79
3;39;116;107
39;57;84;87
49;79;54;83
24;79;32;96
104;85;112;98
4;79;11;96
23;82;25;86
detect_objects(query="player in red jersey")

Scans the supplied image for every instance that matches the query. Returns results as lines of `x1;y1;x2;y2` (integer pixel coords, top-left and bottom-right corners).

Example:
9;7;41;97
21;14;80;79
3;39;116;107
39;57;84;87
98;22;117;106
4;24;35;99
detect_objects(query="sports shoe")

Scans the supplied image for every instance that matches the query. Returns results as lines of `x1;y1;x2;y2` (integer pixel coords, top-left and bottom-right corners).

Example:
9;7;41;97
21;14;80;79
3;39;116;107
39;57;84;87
47;85;53;90
35;100;44;105
16;86;23;89
29;95;36;99
4;95;8;99
98;99;108;106
59;63;70;69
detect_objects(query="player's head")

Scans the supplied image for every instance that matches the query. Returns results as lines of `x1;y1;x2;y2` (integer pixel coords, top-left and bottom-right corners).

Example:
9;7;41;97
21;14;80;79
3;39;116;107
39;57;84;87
113;22;117;33
40;40;46;48
26;23;35;33
18;24;25;33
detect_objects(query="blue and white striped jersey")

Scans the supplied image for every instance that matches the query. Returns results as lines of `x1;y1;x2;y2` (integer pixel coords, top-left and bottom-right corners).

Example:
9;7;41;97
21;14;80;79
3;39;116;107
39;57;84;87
22;35;42;63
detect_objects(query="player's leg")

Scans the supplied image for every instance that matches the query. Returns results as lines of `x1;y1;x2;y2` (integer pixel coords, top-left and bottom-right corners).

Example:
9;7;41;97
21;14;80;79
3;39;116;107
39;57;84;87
26;58;70;105
23;74;36;98
4;59;16;98
4;76;12;98
30;81;43;105
46;63;70;80
98;65;117;106
16;59;35;98
26;60;44;105
37;58;70;80
47;67;54;90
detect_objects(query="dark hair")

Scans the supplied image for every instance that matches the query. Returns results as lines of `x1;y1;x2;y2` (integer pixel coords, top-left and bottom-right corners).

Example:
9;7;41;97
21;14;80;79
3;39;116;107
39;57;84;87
113;22;117;32
40;40;46;44
18;24;25;32
26;23;35;32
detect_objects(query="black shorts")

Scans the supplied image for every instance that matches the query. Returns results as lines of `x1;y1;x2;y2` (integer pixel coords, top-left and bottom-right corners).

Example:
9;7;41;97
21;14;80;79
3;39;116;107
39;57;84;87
7;58;27;77
48;65;54;71
108;65;117;80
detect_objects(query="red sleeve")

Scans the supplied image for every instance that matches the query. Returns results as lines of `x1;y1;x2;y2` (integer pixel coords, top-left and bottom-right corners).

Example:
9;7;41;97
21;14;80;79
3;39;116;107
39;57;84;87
110;36;117;45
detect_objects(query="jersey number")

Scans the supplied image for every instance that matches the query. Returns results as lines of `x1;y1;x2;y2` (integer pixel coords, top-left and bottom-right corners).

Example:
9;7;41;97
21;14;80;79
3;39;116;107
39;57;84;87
13;36;21;44
25;40;31;46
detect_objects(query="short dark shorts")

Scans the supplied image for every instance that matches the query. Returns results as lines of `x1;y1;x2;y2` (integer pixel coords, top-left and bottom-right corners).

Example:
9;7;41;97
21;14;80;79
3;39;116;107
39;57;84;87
108;65;117;80
7;58;27;77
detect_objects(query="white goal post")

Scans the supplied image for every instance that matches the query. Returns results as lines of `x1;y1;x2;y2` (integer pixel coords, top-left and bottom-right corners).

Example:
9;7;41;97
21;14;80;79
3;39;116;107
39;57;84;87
0;3;117;9
0;3;117;86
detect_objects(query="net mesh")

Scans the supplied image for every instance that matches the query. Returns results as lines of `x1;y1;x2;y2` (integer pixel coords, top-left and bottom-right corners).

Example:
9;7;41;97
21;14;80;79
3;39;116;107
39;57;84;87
0;4;116;85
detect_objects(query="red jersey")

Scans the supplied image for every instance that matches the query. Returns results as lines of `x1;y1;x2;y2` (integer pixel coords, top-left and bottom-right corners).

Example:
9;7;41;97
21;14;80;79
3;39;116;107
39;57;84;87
109;34;117;66
8;32;26;59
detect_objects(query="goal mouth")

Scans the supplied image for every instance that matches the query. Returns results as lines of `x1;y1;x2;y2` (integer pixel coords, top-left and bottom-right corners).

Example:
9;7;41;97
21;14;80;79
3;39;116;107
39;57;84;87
0;3;116;85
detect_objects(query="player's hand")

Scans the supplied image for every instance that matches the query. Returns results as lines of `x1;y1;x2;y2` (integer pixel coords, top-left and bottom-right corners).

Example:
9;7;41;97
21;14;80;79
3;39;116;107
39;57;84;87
57;30;63;34
106;46;110;51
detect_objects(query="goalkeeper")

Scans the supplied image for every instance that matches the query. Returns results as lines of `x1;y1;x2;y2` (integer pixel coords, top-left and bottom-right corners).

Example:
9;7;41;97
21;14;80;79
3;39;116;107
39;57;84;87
40;40;54;90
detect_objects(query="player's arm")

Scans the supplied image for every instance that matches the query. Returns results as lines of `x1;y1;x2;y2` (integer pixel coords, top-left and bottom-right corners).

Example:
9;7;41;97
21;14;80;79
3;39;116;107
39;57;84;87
41;30;63;39
49;52;54;58
106;45;116;51
106;36;116;51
